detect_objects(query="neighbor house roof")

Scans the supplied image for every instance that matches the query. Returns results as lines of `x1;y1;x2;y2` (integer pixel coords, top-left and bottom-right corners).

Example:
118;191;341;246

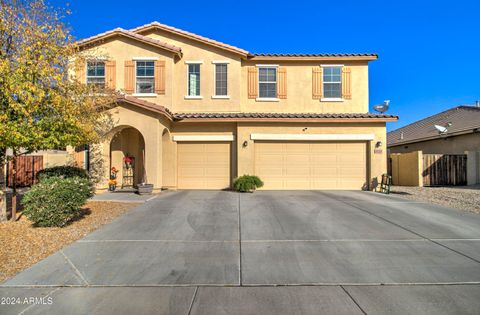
387;105;480;147
76;28;182;57
130;21;250;57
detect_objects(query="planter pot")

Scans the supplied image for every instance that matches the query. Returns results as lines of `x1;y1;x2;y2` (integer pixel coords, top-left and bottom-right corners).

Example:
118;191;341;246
137;183;153;195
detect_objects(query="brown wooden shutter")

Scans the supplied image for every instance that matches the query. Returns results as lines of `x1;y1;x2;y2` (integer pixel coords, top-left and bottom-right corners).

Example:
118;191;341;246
124;60;135;94
312;66;323;99
105;60;116;90
342;66;352;99
247;67;258;99
75;61;86;84
154;60;165;95
277;67;287;99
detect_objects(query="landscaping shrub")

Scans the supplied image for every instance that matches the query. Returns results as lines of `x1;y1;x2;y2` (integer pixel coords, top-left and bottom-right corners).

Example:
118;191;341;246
36;166;89;181
233;175;264;192
22;177;93;227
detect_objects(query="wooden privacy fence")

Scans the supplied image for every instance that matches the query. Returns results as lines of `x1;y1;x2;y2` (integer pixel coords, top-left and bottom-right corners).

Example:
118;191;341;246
7;156;43;187
422;154;467;186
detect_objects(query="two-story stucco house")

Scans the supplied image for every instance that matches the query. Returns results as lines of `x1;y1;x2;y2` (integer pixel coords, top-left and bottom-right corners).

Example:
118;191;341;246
75;22;397;191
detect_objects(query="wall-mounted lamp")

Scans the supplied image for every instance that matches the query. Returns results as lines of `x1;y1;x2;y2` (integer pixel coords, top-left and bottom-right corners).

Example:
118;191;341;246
243;141;248;148
376;141;383;148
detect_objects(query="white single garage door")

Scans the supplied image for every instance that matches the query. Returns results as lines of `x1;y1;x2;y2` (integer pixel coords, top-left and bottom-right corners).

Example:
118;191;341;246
255;141;367;190
177;142;231;189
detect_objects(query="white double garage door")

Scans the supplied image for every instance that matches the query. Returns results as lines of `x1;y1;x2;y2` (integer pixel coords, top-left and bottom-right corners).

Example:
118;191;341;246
177;139;367;190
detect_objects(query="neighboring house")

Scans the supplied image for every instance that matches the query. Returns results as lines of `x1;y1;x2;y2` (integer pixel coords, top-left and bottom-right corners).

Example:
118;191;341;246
75;21;397;191
387;105;480;154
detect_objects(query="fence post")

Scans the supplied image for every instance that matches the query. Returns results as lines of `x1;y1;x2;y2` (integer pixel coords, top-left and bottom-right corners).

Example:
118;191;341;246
417;151;424;187
466;151;479;185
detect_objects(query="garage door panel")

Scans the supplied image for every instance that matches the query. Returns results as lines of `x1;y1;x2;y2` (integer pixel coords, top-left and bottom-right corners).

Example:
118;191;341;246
177;142;231;190
255;141;366;190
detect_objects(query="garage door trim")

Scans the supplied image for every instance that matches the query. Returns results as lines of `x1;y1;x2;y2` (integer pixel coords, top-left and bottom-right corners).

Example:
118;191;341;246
250;133;374;141
173;135;235;142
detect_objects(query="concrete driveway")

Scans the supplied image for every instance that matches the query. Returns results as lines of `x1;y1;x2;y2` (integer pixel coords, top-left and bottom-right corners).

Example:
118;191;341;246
2;190;480;314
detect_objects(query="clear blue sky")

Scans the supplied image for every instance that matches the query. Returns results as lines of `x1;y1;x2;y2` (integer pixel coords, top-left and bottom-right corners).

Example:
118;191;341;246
54;0;480;131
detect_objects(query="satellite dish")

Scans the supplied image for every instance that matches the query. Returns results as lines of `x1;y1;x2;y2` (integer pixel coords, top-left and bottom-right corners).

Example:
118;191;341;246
373;100;390;113
434;125;448;134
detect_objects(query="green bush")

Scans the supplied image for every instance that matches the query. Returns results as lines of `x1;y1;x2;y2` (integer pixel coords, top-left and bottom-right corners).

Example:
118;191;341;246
233;175;264;192
36;166;89;181
22;177;93;227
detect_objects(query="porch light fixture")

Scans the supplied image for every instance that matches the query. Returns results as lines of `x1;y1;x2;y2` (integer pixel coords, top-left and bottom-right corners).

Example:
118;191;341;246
243;141;248;147
376;141;383;148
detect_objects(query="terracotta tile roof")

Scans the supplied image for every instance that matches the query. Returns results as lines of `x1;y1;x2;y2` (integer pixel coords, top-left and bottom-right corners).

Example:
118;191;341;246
253;53;378;58
175;112;398;120
76;28;182;56
387;105;480;146
116;95;174;120
130;21;250;56
115;96;398;122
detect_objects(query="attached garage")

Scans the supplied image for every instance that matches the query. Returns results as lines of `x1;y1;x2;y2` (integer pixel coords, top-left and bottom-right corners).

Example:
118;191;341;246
177;141;231;189
254;141;367;190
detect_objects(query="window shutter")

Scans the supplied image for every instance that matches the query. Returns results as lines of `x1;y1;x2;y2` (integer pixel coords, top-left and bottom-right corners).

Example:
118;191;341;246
312;66;322;99
124;60;135;94
247;67;258;99
154;60;165;95
342;66;352;99
277;67;287;99
75;61;85;84
105;60;116;90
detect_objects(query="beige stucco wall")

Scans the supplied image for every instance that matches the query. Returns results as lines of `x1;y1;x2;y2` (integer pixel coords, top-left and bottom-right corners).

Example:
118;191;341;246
389;133;480;154
142;29;242;113
241;60;369;113
390;151;423;186
81;36;175;108
81;31;372;115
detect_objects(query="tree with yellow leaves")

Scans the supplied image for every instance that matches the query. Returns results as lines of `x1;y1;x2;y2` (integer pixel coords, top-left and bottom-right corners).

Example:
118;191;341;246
0;0;116;221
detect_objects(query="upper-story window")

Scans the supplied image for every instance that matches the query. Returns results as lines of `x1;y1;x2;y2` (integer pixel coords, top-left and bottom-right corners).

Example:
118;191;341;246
187;63;201;97
214;63;228;96
136;61;155;94
258;67;277;99
86;61;105;89
323;66;342;99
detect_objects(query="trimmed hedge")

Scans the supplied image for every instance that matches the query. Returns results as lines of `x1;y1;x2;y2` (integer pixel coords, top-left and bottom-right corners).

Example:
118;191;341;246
36;166;89;181
233;175;264;192
22;177;93;227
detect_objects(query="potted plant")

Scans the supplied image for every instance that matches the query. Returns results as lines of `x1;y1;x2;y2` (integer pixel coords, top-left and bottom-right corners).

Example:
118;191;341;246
233;175;264;193
137;150;153;195
123;155;134;169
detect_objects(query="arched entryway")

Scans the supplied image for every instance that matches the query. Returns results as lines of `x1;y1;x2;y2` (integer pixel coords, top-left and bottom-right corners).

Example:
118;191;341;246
110;127;146;188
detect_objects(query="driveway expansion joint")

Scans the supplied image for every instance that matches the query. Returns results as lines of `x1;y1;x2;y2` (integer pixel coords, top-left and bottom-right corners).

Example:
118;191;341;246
60;250;89;286
340;285;367;315
337;198;480;265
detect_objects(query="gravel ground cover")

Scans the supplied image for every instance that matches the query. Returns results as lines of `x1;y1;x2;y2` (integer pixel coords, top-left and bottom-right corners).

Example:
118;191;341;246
0;202;135;283
390;185;480;214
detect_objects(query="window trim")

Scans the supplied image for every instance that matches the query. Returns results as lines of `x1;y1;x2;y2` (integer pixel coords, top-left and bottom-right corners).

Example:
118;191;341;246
321;64;343;100
135;60;155;94
186;62;202;98
213;63;229;98
257;66;278;100
86;60;106;88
